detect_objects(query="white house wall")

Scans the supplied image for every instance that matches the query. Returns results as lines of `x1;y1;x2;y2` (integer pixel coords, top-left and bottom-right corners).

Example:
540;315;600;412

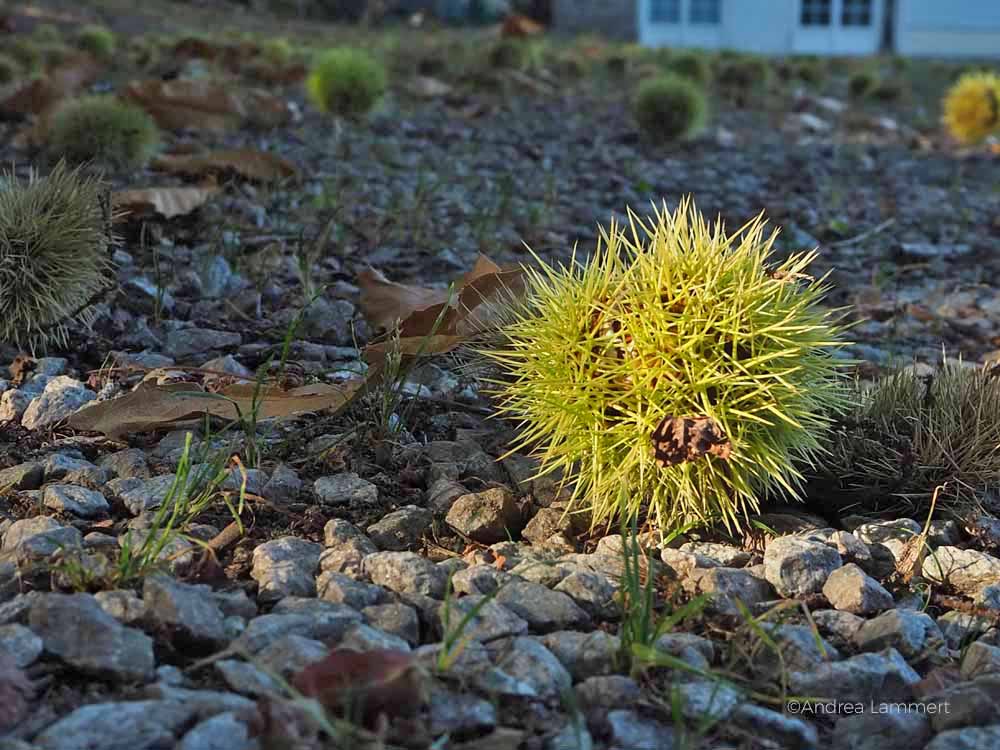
638;0;883;56
895;0;1000;58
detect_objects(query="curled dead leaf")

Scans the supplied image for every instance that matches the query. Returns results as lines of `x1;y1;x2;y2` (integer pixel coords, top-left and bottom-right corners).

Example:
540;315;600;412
151;149;298;183
291;649;423;728
113;185;219;220
0;54;102;116
124;79;291;131
651;416;732;467
502;13;545;36
67;378;365;438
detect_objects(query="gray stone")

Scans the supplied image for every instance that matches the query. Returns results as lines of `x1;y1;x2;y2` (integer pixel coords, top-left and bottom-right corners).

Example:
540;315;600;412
33;700;194;750
140;684;255;716
488;636;572;700
215;659;282;697
3;516;82;558
175;711;256;750
21;376;97;430
672;678;743;722
973;584;1000;611
0;389;33;422
451;563;506;596
262;464;301;505
605;709;676;750
554;570;618;620
317;571;387;608
427;686;496;736
923;547;1000;596
537;630;620;681
575;675;642;710
924;725;1000;750
256;634;329;678
733;703;819;750
42;454;106;484
764;536;843;597
547;720;594;750
361;602;421;646
119;474;181;515
363;551;449;598
521;506;577;550
29;593;155;681
426;477;469;516
0;624;43;668
679;541;751;567
652;632;716;671
234;607;362;653
95;589;145;624
313;472;377;506
852;609;943;658
494;579;590;632
164;328;242;359
445;487;521;544
788;649;920;703
0;462;43;491
99;448;151;479
43;484;109;518
962;641;1000;679
756;623;841;675
823;563;894;614
366;505;433;551
439;595;528;642
831;707;931;750
143;575;227;645
813;609;866;642
250;537;322;603
925;675;1000;731
937;611;994;650
683;566;775;614
339;622;411;653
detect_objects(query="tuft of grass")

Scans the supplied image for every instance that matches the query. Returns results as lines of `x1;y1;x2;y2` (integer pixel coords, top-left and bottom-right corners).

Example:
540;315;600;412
261;37;294;66
8;39;42;72
0;162;116;351
820;362;1000;518
76;25;116;59
47;95;160;167
482;198;849;535
633;73;709;143
306;47;387;118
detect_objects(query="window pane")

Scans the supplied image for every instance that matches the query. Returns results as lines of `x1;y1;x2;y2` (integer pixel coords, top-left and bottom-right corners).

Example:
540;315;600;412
841;0;872;26
650;0;681;23
690;0;721;24
800;0;831;26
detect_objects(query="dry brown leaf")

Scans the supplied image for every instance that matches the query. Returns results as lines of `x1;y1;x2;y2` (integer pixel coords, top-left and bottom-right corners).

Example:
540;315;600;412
113;185;220;219
651;416;732;467
124;79;291;131
0;53;102;116
359;254;523;337
502;13;544;36
292;649;423;728
151;149;298;183
68;378;364;438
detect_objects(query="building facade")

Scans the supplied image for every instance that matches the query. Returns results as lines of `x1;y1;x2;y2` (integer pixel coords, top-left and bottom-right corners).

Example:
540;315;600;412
552;0;1000;58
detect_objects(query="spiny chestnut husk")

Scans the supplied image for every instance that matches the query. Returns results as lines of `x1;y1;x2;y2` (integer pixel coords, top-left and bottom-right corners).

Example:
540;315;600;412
483;198;850;535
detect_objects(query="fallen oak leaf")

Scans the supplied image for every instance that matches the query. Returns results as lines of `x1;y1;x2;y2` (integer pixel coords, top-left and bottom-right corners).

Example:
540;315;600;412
151;149;298;183
291;649;423;728
0;53;102;117
113;185;220;220
67;378;365;439
124;79;291;131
